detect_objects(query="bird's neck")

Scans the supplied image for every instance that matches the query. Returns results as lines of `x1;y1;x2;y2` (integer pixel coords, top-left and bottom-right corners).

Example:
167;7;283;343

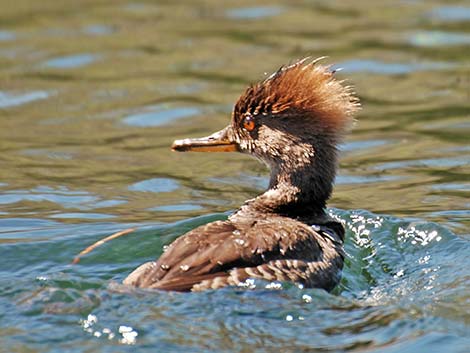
234;144;338;221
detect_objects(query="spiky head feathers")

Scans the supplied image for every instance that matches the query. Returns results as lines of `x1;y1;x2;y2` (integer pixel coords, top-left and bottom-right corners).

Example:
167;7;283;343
233;58;360;135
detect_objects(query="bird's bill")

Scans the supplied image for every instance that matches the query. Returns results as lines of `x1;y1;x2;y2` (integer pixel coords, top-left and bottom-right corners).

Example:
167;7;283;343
171;126;238;152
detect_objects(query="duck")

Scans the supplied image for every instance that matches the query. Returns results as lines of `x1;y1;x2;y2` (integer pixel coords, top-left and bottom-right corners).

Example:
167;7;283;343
123;58;360;292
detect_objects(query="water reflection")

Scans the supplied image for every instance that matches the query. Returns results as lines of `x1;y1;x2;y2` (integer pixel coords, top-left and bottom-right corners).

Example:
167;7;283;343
0;0;469;352
123;105;201;127
82;25;114;36
128;178;180;193
337;59;451;74
0;30;15;41
429;6;470;21
409;31;470;47
43;53;100;69
149;204;203;212
225;6;284;20
0;90;51;108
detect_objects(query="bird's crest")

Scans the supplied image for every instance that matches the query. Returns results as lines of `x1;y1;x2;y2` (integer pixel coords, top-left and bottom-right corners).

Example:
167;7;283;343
233;57;360;132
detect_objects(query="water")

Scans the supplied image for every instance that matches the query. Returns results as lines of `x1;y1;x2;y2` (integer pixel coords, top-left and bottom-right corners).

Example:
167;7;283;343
0;1;469;352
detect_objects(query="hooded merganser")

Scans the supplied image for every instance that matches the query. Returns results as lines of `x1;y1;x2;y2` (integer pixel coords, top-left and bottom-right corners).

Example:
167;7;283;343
123;58;360;291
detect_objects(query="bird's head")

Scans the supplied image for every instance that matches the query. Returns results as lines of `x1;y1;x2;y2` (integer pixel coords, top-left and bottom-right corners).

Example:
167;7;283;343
172;58;360;212
173;58;358;166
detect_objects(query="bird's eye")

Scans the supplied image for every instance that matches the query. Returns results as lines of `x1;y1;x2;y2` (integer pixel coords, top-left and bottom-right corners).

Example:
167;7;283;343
242;115;256;132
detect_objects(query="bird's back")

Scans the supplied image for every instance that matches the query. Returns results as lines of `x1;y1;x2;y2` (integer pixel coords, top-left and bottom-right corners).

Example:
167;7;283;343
123;213;345;291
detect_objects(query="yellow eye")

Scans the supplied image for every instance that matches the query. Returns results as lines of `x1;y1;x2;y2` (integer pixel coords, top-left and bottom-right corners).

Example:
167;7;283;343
242;115;256;132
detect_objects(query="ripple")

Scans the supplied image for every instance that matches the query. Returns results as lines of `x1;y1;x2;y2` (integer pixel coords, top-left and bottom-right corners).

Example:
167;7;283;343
0;30;15;41
409;31;470;47
0;90;51;108
374;156;469;170
209;174;268;190
341;140;391;152
21;148;74;160
150;204;203;212
50;213;116;220
337;59;451;75
423;119;470;131
93;199;128;208
123;105;201;127
336;174;404;185
0;190;96;206
430;183;470;192
329;208;465;299
82;24;114;36
429;6;470;22
128;178;180;193
226;6;284;20
0;186;125;211
428;209;470;220
0;218;58;233
42;53;100;69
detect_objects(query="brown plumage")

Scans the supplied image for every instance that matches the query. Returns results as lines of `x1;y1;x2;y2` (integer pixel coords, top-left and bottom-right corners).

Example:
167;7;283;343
123;58;360;292
234;57;358;133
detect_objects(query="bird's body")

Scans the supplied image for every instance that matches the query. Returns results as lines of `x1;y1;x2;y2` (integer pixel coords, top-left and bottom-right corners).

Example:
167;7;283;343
124;206;344;292
124;58;360;292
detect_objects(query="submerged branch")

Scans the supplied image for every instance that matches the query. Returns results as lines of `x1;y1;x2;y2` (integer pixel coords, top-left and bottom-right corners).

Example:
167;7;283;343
72;228;136;264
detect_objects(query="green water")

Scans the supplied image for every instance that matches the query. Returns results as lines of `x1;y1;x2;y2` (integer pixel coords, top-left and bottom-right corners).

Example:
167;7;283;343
0;1;469;352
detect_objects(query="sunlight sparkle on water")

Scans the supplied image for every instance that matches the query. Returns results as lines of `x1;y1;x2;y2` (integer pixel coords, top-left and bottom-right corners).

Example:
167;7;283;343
265;282;283;290
397;227;442;246
80;314;116;341
237;278;256;289
118;325;138;345
347;213;384;247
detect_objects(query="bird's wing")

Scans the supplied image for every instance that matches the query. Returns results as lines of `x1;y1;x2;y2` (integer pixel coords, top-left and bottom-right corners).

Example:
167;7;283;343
123;217;329;291
123;220;245;289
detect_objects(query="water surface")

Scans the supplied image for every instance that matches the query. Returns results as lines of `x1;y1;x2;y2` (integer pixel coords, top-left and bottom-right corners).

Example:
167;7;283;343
0;1;469;352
